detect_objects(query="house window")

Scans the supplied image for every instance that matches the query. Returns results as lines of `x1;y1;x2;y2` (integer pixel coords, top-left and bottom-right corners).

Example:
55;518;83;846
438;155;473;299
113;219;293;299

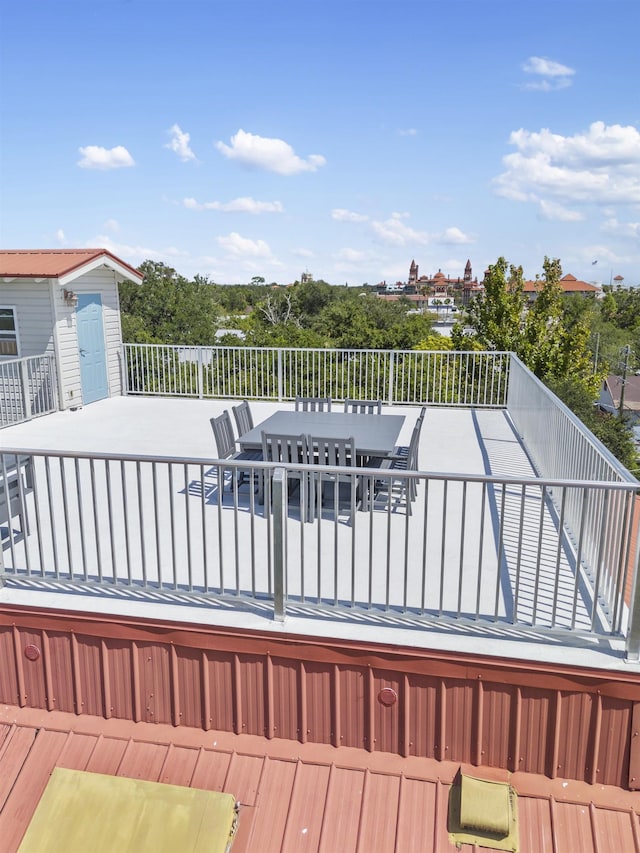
0;307;19;356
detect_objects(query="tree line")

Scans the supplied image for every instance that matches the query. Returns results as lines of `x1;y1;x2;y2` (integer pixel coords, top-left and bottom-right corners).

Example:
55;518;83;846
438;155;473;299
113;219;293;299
118;258;639;473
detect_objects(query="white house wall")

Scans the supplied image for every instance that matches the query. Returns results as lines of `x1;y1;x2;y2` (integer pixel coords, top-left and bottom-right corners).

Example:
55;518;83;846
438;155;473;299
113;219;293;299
0;279;55;358
53;267;124;409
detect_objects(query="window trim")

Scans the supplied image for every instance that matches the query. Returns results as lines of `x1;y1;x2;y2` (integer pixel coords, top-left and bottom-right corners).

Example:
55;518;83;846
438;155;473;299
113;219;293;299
0;305;20;358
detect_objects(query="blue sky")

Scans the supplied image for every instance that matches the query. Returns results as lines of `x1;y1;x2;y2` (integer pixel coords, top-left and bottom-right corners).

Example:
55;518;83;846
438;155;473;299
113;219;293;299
1;0;639;286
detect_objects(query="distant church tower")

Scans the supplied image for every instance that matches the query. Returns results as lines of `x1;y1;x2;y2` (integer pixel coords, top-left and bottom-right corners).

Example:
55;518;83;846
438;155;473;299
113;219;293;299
464;259;472;284
408;259;418;285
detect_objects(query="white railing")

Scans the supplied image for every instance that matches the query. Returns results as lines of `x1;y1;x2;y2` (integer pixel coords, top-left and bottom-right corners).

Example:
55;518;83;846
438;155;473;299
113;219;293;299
0;354;58;427
507;354;640;651
1;448;638;652
123;344;510;408
3;346;640;657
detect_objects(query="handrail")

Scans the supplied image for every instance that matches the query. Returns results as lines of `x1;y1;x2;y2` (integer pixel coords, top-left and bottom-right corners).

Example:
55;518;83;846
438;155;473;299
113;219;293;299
0;353;58;427
123;344;511;408
2;447;637;653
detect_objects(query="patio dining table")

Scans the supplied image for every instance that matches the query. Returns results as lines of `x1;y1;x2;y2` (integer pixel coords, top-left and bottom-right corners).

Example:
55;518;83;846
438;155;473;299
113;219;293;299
237;410;406;460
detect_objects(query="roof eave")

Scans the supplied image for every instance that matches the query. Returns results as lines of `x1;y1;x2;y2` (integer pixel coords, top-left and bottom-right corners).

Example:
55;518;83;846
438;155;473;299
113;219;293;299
57;253;143;287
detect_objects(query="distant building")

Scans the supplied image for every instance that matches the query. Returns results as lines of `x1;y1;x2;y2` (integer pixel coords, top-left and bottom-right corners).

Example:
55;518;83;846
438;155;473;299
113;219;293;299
522;273;601;303
599;373;640;422
377;259;481;305
300;270;313;284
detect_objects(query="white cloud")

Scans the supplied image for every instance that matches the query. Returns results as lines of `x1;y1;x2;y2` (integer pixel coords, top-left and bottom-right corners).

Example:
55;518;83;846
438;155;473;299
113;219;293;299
602;217;640;238
538;200;584;221
77;145;134;170
102;218;120;233
398;128;418;136
334;248;367;262
184;196;283;214
91;235;187;265
291;247;315;259
370;212;429;247
523;56;575;78
55;229;66;244
165;124;197;162
331;208;369;222
574;244;623;266
494;122;640;208
522;56;575;90
216;129;326;175
435;227;474;245
216;232;274;258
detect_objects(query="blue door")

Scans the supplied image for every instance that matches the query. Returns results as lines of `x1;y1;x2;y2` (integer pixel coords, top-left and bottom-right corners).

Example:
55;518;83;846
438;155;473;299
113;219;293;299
76;293;108;404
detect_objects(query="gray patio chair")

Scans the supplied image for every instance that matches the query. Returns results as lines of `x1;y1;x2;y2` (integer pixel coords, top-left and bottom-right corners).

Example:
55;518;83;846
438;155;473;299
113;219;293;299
365;419;421;514
344;399;382;415
0;454;32;535
307;435;360;523
210;411;262;495
294;396;332;412
232;400;254;437
390;406;426;458
260;432;312;521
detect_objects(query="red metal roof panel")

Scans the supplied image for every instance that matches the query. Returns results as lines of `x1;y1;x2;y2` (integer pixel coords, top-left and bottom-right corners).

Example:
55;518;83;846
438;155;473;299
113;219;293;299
246;757;297;853
318;765;365;852
394;776;437;853
0;712;639;853
280;761;331;852
356;769;402;850
0;248;142;281
190;746;232;792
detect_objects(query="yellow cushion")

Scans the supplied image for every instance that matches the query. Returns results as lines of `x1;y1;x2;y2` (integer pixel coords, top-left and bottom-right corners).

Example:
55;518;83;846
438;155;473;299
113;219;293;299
18;767;237;853
460;773;511;835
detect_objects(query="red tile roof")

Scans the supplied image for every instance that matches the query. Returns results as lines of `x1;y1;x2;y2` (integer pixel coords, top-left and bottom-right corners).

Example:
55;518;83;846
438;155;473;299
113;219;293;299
0;249;142;282
523;274;600;294
605;374;640;408
1;708;638;853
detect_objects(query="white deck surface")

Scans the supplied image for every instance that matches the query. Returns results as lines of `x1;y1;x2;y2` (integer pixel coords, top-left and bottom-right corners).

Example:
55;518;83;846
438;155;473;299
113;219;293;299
0;396;634;672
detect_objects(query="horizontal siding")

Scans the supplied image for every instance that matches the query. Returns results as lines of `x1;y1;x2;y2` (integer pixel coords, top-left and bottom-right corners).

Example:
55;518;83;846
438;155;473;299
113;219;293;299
0;608;638;790
53;288;81;408
0;281;55;358
54;269;124;408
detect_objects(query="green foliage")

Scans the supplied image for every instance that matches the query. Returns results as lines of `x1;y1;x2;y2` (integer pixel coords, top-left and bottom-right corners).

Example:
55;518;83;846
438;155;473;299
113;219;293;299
454;256;599;395
119;261;220;344
452;257;526;352
414;332;453;351
546;377;639;474
522;258;598;394
120;267;436;352
244;281;434;350
589;286;640;377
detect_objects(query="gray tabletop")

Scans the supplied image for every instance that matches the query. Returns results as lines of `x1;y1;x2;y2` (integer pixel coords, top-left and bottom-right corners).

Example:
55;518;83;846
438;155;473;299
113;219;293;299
238;410;405;458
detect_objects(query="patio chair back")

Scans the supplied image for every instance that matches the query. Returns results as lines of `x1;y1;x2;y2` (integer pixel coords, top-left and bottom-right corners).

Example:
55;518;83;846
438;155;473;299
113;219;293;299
232;400;254;437
211;411;262;495
308;435;356;469
0;454;30;527
261;432;312;517
307;435;359;522
343;399;382;415
295;396;332;412
210;411;236;459
261;432;310;465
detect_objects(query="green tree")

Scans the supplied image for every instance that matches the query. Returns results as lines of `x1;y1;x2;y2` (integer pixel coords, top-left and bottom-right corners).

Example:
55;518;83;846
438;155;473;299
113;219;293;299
119;261;220;344
546;377;638;474
453;256;598;394
522;257;597;393
451;257;526;352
